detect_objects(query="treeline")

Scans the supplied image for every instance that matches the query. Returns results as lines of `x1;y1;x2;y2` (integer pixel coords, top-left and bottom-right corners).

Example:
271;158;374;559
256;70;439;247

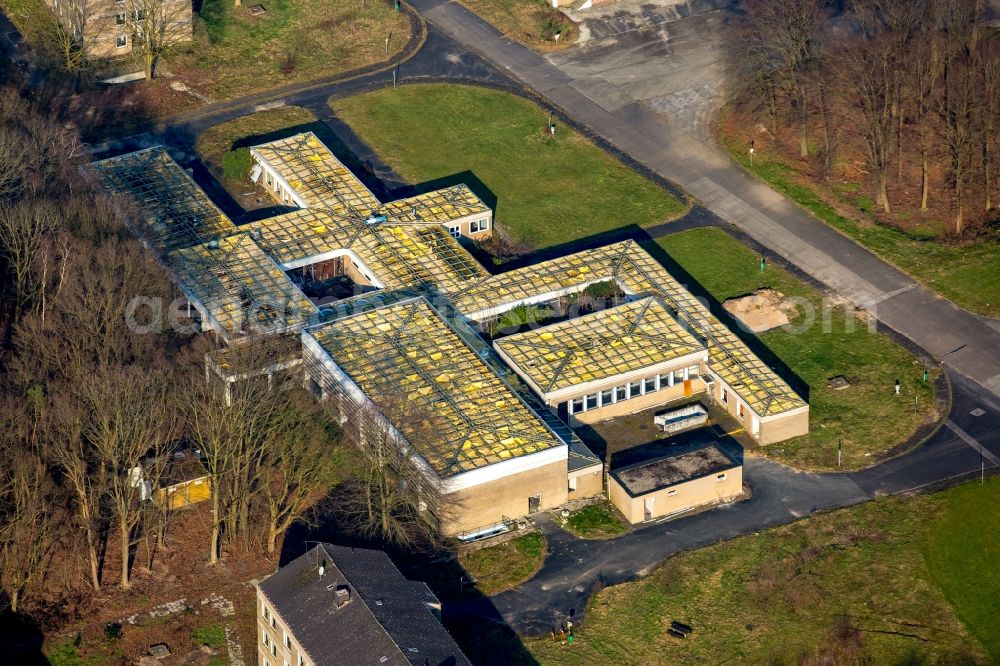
726;0;999;233
0;88;343;619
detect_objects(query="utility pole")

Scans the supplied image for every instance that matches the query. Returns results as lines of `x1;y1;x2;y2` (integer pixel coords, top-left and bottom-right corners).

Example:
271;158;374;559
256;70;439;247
838;438;842;469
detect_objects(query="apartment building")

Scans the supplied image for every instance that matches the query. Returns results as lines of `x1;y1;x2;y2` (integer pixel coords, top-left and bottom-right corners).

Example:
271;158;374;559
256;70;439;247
44;0;192;58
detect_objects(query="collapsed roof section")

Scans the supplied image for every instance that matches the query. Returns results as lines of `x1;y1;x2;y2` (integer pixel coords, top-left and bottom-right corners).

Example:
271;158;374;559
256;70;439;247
170;234;316;338
306;298;565;477
495;296;707;396
88;147;236;254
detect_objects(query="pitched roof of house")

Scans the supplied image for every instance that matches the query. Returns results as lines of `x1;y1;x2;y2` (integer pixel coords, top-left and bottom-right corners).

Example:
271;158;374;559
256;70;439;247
257;544;471;666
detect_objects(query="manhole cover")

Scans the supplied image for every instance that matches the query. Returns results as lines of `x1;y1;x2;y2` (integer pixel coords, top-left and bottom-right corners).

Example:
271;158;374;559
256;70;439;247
971;408;986;417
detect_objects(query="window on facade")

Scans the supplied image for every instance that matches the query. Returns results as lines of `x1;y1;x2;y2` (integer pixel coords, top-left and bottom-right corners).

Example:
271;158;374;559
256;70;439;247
271;643;277;657
283;632;290;649
615;385;626;402
134;9;145;20
717;473;727;481
116;35;127;48
585;393;598;411
265;172;273;186
688;365;700;377
298;655;306;666
644;377;657;393
738;403;744;418
568;476;577;492
628;381;641;398
270;615;276;629
115;12;125;24
470;218;489;233
599;389;613;406
263;633;270;647
571;397;584;413
262;604;269;620
721;389;728;404
447;224;461;238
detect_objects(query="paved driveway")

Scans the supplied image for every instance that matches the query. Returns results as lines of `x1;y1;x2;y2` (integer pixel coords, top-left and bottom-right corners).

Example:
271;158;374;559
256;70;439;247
551;0;728;140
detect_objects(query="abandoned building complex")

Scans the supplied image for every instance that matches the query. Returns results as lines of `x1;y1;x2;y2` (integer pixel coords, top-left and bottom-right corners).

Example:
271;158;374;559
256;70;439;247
44;0;192;58
89;132;807;538
256;543;471;666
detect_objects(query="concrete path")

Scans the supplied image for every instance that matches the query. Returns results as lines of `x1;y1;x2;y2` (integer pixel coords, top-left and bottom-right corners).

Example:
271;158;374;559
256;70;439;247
407;0;1000;398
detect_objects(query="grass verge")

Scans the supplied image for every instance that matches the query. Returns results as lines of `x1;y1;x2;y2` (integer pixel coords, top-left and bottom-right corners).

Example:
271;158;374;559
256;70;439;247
528;480;998;665
195;106;317;169
922;478;1000;662
456;0;576;52
654;228;939;470
459;532;546;596
722;135;1000;318
331;84;686;252
562;502;628;539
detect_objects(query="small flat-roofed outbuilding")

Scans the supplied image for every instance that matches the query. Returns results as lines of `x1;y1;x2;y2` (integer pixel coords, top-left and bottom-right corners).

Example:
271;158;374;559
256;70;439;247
609;443;742;524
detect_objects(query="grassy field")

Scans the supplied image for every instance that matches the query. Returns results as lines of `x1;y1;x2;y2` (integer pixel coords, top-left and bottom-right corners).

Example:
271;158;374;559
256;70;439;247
195;106;318;170
922;479;1000;662
179;0;412;100
722;135;1000;319
457;0;576;52
528;479;1000;665
331;84;685;251
459;533;546;596
562;502;628;539
655;228;939;470
0;0;411;106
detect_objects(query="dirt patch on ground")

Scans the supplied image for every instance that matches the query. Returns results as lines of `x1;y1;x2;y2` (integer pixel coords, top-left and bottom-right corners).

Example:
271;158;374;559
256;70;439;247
723;288;799;333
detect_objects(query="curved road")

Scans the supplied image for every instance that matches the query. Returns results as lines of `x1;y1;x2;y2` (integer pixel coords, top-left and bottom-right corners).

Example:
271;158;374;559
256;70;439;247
63;0;1000;636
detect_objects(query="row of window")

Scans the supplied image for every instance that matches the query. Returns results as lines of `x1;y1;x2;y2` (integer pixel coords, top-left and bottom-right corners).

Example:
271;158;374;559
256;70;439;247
115;10;145;25
446;218;490;238
261;601;310;666
566;365;701;415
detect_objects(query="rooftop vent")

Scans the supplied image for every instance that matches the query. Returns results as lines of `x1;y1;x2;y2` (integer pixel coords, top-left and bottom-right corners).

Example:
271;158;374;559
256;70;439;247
333;584;351;608
364;213;387;227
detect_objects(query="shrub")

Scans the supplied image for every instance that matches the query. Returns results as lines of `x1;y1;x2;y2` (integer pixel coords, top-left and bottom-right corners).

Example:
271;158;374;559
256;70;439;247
222;148;252;181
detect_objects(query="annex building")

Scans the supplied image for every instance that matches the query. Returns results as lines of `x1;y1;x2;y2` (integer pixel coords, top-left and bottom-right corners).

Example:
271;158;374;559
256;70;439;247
89;132;807;537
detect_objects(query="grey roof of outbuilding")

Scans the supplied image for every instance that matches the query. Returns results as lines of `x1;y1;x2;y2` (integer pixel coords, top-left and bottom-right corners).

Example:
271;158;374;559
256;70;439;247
257;544;471;666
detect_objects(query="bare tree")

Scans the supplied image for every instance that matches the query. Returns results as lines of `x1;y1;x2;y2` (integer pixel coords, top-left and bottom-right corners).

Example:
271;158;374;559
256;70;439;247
0;405;61;613
340;398;454;549
842;36;896;213
0;201;60;323
125;0;190;80
43;396;106;591
80;367;173;589
259;392;341;554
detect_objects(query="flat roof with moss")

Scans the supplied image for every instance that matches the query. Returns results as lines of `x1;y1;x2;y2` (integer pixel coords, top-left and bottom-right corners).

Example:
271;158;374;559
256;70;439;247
89;136;805;419
611;443;738;496
307;298;564;477
495;297;706;396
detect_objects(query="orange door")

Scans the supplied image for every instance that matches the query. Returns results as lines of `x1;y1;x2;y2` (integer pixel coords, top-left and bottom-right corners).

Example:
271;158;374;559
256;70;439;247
683;379;692;396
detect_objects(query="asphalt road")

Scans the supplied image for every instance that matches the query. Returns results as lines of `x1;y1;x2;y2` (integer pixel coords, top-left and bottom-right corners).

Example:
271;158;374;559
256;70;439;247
6;0;998;637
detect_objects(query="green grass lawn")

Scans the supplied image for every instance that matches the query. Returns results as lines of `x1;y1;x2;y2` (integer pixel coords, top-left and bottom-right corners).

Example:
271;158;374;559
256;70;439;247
655;228;939;470
527;479;999;665
923;479;1000;662
459;532;547;596
195;105;318;177
562;502;628;539
331;84;686;251
722;136;1000;318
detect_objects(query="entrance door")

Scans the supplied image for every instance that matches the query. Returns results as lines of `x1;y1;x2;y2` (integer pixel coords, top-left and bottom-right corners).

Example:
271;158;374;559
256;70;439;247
644;497;655;521
528;495;541;514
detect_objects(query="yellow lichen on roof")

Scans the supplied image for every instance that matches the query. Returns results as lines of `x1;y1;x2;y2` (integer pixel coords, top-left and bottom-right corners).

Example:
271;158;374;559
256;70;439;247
456;241;805;417
88;147;236;254
495;297;706;395
308;299;563;477
169;234;316;340
381;185;490;225
250;132;380;210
